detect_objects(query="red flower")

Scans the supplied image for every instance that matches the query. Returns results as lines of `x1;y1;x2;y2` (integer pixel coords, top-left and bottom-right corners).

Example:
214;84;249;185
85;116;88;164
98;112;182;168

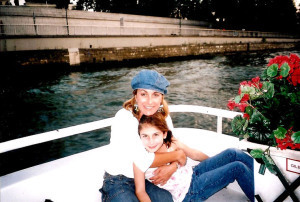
243;113;250;120
290;68;300;86
275;128;300;150
240;81;248;86
227;100;236;110
251;76;260;83
237;103;248;112
240;94;250;102
268;54;300;86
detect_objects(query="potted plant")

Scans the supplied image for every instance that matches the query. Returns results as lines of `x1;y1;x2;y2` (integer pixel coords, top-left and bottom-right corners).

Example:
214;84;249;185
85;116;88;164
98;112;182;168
227;54;300;201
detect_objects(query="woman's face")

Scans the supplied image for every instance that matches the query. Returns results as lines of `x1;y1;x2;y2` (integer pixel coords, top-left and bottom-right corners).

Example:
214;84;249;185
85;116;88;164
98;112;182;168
139;124;167;153
135;89;163;117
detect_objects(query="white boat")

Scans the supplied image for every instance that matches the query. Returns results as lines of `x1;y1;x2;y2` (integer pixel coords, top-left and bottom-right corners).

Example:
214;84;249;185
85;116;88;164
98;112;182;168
1;105;299;202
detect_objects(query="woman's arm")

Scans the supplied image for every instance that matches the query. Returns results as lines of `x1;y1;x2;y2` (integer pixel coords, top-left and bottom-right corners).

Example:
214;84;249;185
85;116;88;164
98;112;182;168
133;163;151;202
147;150;185;186
149;162;178;186
147;149;185;185
150;149;186;167
172;138;209;161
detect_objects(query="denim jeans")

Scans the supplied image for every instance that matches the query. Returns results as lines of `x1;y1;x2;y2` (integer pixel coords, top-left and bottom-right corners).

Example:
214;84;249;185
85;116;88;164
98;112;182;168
183;148;254;202
100;172;173;202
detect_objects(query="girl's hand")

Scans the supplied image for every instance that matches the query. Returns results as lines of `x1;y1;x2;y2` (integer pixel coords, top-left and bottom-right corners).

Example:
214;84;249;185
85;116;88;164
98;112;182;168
149;162;177;186
135;191;151;202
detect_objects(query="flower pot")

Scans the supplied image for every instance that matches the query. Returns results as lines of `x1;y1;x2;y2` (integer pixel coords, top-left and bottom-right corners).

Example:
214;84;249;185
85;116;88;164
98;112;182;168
238;139;300;202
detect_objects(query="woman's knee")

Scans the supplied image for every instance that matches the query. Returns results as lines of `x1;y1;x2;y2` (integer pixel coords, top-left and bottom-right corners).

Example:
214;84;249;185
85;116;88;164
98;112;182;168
101;188;139;202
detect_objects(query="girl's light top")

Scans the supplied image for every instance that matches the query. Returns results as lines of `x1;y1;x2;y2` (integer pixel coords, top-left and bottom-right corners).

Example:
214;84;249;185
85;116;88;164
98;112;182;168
104;108;174;178
145;157;194;202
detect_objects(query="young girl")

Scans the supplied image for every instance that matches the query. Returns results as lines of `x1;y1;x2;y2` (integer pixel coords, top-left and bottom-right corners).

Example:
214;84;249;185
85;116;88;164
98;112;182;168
134;113;255;202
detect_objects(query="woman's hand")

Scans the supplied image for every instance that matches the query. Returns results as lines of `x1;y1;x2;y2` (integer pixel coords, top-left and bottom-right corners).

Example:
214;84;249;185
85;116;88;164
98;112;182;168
149;162;177;186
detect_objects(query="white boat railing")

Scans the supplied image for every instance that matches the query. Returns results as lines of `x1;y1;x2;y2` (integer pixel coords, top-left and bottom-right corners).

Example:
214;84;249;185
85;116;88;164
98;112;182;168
169;105;242;134
0;105;242;154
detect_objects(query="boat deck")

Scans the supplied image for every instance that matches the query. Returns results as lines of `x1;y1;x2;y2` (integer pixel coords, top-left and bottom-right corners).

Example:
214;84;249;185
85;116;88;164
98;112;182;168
1;128;248;202
1;105;299;201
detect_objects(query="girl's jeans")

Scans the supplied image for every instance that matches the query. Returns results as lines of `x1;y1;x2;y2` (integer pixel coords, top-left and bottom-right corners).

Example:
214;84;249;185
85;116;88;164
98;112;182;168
100;172;173;202
183;148;255;202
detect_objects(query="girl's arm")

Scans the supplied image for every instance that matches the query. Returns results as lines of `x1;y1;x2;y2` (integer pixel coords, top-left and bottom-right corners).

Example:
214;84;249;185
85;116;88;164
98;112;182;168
133;163;151;202
172;138;209;161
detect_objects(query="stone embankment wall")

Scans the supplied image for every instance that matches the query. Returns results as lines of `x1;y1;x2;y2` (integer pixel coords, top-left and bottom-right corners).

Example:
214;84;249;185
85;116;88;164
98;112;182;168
1;6;299;66
2;40;297;66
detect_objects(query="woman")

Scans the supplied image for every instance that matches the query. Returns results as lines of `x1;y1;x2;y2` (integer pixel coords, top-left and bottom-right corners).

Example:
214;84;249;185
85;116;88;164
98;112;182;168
100;69;186;201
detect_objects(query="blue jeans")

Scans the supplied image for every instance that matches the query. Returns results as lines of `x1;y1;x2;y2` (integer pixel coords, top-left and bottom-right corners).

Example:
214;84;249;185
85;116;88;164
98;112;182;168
100;172;173;202
183;148;254;202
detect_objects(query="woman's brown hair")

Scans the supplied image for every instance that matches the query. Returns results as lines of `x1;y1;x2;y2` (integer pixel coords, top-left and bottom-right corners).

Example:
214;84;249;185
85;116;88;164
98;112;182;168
123;90;170;119
138;112;173;148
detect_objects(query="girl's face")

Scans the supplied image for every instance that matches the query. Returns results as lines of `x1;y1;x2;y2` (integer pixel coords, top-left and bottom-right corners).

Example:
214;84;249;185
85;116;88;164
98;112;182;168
135;89;163;118
139;124;167;153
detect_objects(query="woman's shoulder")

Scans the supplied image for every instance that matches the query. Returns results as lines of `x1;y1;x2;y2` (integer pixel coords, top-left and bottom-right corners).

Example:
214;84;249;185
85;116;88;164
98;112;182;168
114;108;136;121
115;108;131;116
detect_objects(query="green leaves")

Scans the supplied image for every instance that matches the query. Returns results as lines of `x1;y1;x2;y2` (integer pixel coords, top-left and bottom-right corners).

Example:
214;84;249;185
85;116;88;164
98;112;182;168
261;82;274;99
280;63;290;77
273;127;287;139
292;131;300;143
234;95;241;103
249;108;268;125
266;62;290;78
262;154;277;174
250;149;277;175
240;86;256;95
232;115;246;137
267;64;278;77
250;149;263;158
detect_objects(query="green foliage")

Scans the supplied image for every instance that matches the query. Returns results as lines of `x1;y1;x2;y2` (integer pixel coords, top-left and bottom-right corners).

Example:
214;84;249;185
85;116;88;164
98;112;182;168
229;54;300;150
280;63;290;77
262;154;277;174
262;82;274;99
292;131;300;143
250;149;264;159
267;64;278;77
250;149;277;174
231;115;246;138
273;127;287;139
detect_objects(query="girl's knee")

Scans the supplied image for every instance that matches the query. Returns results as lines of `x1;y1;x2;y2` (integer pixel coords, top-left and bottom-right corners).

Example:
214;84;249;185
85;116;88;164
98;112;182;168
223;148;239;156
231;161;251;176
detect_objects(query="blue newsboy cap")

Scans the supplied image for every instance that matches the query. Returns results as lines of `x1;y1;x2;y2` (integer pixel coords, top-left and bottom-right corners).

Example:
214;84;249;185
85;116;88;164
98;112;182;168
131;69;170;94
